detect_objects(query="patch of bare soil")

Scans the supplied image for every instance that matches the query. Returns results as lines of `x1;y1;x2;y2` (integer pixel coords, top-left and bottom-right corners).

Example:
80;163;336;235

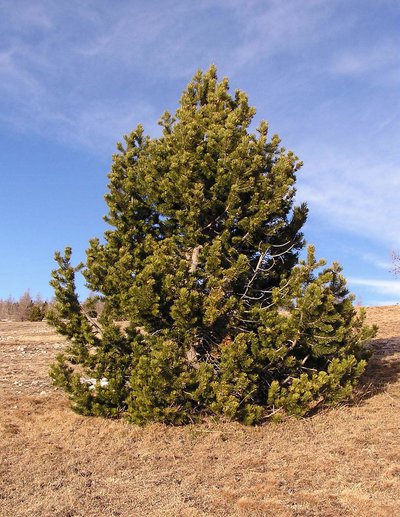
0;322;66;397
0;308;399;517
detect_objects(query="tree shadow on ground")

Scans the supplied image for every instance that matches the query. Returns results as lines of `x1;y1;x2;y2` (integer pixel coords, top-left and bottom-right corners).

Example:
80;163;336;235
356;336;400;401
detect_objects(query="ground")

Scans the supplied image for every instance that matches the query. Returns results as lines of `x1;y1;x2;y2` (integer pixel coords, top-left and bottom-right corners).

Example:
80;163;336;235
0;307;399;516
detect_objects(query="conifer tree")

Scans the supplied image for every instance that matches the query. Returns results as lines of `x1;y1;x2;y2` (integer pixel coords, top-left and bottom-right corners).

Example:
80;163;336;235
49;66;376;424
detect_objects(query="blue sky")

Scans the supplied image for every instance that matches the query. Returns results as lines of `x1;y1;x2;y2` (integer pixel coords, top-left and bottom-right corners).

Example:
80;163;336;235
0;0;399;305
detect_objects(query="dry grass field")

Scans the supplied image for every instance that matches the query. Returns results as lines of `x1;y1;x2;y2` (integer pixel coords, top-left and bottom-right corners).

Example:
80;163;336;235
1;306;399;516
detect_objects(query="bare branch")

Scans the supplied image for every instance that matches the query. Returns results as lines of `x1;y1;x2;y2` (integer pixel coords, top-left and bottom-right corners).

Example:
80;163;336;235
269;241;297;259
185;245;203;273
241;251;267;299
81;308;103;335
392;251;400;276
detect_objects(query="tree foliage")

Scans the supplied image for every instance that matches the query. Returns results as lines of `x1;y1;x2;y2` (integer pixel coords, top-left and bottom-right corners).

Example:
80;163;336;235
49;67;376;424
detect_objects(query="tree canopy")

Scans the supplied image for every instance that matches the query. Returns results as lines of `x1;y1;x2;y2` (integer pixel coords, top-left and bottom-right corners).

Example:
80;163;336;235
48;66;376;424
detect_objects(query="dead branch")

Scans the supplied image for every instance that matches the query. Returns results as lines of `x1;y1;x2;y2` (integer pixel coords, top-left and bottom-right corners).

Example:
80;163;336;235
185;245;202;273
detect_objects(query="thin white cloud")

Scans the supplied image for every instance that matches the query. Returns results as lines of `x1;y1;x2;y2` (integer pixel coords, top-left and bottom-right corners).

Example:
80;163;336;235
0;0;337;150
349;278;400;297
0;0;399;180
0;96;159;153
297;143;400;247
364;299;399;307
227;0;332;69
57;101;160;152
0;0;53;29
331;41;399;76
358;252;392;271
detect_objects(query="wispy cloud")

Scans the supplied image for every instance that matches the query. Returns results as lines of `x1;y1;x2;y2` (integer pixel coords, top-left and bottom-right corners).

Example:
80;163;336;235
0;2;172;150
298;148;400;247
331;41;399;76
1;0;397;152
225;0;333;70
358;252;393;271
349;278;400;297
0;0;332;151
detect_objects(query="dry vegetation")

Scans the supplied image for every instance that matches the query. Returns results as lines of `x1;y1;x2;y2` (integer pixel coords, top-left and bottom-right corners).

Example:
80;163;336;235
1;306;399;516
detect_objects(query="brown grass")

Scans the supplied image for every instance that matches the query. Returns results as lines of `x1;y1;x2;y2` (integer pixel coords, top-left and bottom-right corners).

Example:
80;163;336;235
1;306;399;516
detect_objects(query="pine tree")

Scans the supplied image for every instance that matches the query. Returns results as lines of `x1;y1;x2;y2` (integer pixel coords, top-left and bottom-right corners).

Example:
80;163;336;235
49;66;376;424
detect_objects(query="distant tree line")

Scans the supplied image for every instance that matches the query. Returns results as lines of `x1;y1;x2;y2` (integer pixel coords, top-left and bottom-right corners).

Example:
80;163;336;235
0;292;104;322
0;291;50;321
